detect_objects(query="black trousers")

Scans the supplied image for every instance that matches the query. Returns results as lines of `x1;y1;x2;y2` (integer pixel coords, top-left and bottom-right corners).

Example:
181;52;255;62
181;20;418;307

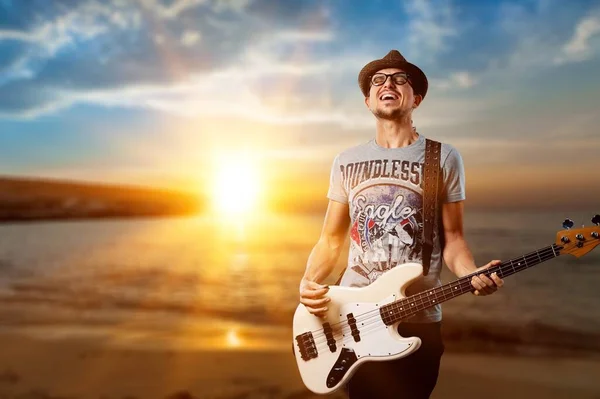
345;322;444;399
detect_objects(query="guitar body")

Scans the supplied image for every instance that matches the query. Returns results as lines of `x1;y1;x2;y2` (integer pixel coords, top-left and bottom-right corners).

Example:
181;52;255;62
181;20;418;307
293;262;424;394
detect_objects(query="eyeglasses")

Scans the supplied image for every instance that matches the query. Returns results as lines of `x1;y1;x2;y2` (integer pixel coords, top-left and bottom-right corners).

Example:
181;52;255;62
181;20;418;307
370;72;410;87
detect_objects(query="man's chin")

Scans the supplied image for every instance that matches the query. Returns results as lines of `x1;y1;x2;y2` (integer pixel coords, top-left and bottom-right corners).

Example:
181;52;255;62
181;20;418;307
373;108;405;120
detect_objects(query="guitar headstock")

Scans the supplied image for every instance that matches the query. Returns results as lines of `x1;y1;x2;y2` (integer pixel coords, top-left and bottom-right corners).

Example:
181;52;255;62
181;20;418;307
556;215;600;258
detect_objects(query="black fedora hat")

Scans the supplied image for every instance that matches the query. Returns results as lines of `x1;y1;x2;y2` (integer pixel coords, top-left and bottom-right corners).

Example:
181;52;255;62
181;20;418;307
358;50;428;99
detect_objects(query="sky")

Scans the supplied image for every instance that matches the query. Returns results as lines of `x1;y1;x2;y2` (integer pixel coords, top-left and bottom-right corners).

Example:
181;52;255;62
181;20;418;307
0;0;599;210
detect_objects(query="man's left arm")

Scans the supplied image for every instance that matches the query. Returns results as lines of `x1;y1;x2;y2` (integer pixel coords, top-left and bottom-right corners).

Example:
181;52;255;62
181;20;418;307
442;201;504;296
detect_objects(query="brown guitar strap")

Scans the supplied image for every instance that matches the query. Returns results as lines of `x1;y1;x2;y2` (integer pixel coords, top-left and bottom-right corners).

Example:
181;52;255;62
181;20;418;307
422;138;442;276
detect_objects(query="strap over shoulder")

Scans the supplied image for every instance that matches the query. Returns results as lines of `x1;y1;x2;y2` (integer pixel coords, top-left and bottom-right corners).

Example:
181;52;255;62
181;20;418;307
422;138;442;276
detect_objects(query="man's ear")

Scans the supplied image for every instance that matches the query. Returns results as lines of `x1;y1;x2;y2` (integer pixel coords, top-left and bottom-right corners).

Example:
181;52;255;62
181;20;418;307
364;96;370;108
413;94;423;109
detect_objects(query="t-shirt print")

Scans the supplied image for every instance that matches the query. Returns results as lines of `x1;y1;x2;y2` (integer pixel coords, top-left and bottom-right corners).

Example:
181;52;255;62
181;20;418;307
349;184;423;284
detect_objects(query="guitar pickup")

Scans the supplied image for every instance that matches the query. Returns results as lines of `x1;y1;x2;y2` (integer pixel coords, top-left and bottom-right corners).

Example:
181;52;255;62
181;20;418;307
323;322;337;352
347;313;361;342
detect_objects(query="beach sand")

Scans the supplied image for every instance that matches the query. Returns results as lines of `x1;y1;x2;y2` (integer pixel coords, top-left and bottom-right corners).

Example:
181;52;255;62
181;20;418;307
0;332;599;399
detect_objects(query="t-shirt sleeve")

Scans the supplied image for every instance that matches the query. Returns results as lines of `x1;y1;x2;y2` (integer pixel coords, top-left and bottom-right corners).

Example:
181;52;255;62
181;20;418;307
442;147;466;203
327;154;348;204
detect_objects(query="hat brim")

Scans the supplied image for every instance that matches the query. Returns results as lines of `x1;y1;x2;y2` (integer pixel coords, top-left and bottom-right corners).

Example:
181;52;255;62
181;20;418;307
358;59;428;99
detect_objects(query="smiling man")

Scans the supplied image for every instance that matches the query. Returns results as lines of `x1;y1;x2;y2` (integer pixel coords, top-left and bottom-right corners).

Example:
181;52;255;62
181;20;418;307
298;50;504;399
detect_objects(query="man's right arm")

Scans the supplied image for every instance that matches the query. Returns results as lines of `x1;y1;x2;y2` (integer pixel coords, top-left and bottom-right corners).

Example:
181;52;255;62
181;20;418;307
299;200;350;317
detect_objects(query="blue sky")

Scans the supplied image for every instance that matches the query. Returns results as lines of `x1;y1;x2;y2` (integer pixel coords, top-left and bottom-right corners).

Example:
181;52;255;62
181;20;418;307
0;0;599;208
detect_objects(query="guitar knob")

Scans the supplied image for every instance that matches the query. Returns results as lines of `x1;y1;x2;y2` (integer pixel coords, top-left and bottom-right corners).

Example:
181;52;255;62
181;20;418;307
562;219;574;230
592;215;600;226
592;232;599;239
576;234;585;241
561;236;570;243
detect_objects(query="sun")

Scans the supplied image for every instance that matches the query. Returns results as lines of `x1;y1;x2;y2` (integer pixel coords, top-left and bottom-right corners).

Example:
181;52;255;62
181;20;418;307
225;328;242;348
211;154;262;215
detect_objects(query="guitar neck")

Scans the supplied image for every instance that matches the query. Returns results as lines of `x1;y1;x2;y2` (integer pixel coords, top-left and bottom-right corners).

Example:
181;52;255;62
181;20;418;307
380;244;563;325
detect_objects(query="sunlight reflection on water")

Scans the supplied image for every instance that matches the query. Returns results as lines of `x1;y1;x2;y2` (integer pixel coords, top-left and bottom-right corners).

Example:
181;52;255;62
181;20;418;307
0;209;599;349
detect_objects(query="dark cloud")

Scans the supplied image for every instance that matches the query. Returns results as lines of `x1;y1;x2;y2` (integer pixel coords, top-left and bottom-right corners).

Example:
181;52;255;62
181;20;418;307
33;31;204;89
0;0;63;30
434;0;596;73
0;80;58;115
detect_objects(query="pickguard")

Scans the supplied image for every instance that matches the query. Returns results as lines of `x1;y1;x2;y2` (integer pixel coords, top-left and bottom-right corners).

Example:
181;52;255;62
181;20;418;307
326;348;358;388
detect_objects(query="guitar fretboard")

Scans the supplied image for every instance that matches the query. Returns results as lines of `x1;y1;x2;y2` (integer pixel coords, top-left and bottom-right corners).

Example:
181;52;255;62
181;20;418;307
380;244;562;325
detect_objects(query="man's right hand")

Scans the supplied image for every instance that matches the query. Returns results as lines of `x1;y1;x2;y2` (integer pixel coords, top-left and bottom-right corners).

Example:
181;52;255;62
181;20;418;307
299;280;331;318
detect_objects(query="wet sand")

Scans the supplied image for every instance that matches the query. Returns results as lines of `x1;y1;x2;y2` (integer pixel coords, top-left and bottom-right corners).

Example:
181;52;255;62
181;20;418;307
0;332;599;399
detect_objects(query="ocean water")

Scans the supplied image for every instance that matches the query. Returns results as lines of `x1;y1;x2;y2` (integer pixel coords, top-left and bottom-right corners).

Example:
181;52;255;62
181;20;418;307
0;210;599;351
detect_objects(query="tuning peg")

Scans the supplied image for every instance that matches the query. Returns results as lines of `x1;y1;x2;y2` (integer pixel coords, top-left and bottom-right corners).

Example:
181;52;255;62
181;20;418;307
562;218;574;230
592;214;600;226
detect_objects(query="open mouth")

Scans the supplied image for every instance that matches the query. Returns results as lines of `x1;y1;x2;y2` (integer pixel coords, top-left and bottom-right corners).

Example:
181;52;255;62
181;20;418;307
379;93;399;101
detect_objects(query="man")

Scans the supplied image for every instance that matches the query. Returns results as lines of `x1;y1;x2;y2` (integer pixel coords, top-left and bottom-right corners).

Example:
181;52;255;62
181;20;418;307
298;50;504;399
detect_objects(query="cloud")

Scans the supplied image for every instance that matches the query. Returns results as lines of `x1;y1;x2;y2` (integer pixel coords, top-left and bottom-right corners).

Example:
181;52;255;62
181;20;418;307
211;0;252;13
0;0;459;125
430;71;478;90
420;0;600;107
1;37;496;131
0;1;142;56
2;0;599;141
274;30;333;43
555;15;600;65
0;0;335;118
180;30;202;46
491;1;600;73
0;16;345;124
138;0;209;19
403;0;457;62
32;64;370;128
0;28;38;42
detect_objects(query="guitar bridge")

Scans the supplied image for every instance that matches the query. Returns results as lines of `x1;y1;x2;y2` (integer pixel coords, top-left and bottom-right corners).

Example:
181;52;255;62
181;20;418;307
295;332;318;361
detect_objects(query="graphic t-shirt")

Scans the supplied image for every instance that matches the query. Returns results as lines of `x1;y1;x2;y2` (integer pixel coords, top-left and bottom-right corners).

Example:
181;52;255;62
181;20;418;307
327;134;465;323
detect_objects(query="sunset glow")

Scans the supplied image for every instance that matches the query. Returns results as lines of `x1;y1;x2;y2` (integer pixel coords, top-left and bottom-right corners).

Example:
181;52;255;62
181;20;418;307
225;329;242;348
211;155;262;215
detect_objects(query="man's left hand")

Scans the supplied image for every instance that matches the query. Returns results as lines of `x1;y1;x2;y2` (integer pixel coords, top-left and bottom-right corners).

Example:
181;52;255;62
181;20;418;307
471;260;504;296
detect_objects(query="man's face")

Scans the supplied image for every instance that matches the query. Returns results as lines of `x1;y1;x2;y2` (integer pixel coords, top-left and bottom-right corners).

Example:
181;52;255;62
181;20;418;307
365;67;421;120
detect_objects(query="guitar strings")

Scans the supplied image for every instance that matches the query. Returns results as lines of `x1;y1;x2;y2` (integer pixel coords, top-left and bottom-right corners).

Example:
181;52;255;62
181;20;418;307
307;245;559;341
307;238;593;355
315;248;554;344
302;242;579;352
306;236;596;353
308;249;557;351
306;249;562;355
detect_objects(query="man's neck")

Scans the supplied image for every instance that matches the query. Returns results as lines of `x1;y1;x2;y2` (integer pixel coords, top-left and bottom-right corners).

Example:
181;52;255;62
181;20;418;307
374;119;418;149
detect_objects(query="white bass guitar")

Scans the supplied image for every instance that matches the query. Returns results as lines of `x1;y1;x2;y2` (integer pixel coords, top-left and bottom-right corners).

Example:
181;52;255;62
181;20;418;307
292;218;600;394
